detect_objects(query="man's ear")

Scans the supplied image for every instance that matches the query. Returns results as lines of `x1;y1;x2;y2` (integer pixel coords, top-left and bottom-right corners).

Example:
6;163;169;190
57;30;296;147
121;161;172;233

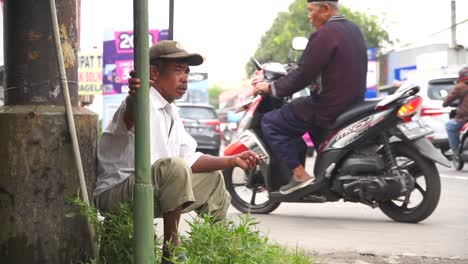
324;4;332;12
150;65;159;81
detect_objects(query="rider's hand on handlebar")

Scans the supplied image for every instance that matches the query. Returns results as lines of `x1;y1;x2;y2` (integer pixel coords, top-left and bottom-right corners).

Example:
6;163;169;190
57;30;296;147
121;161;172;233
253;81;270;96
251;69;265;86
251;68;270;95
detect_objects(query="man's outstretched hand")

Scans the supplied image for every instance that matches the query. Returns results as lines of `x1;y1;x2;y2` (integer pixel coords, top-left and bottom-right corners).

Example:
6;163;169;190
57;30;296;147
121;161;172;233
233;150;261;171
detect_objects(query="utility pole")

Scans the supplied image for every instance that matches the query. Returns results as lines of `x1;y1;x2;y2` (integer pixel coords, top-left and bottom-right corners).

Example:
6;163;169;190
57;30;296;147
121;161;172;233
169;0;174;40
0;0;97;263
133;0;154;263
451;0;457;47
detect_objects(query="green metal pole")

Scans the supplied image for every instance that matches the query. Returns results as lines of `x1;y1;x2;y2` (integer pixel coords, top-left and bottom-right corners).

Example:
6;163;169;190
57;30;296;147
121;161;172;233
133;0;154;263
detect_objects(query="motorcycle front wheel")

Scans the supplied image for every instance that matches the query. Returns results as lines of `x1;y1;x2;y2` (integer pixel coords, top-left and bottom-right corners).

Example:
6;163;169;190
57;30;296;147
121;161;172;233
223;167;281;214
379;143;441;223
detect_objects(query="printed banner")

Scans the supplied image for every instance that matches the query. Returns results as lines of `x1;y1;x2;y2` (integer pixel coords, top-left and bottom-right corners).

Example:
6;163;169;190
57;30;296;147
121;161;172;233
78;52;103;95
102;29;169;95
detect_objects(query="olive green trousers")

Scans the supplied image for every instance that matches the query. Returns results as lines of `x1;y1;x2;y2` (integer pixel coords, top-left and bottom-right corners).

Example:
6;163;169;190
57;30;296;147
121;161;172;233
96;157;231;220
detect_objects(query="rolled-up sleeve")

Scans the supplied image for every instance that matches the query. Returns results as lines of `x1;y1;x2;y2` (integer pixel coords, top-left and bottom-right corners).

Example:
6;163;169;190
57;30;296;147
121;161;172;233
179;128;203;167
103;99;130;135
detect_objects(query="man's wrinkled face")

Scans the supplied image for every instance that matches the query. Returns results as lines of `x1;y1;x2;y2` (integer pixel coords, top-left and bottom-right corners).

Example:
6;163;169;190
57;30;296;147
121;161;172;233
151;61;190;103
307;3;330;29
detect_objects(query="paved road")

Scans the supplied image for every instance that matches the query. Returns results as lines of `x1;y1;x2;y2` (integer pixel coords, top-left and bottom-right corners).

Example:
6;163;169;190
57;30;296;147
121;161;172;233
159;160;468;263
225;164;468;261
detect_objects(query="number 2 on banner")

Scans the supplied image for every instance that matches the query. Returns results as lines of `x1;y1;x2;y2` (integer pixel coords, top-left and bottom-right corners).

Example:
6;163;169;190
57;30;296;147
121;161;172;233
119;33;133;49
116;31;157;53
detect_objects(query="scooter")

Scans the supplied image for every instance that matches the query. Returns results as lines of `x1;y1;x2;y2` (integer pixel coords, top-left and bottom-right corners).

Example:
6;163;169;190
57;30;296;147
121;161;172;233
448;108;468;170
452;122;468;170
222;58;451;223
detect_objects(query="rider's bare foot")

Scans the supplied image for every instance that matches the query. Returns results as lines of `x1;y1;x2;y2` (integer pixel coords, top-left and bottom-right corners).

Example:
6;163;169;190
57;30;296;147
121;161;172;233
279;165;316;194
292;165;315;182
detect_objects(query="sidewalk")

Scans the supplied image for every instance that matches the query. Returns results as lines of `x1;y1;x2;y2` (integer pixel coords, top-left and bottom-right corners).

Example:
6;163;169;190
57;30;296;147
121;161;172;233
312;251;468;264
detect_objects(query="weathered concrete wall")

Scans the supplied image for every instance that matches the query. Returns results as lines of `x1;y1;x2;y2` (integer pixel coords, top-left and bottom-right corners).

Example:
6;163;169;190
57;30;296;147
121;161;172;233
0;106;97;263
3;0;78;106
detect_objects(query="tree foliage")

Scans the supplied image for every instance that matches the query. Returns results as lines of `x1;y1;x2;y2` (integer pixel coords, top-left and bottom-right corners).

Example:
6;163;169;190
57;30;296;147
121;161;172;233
246;0;392;74
208;84;224;109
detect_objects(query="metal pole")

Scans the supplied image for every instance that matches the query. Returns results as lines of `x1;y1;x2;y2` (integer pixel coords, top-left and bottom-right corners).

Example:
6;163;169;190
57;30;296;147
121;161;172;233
169;0;174;40
133;0;154;263
451;0;457;47
49;0;98;257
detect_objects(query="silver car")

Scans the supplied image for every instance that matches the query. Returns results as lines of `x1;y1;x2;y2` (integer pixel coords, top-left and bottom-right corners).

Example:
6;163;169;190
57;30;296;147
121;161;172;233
398;74;458;154
177;103;222;156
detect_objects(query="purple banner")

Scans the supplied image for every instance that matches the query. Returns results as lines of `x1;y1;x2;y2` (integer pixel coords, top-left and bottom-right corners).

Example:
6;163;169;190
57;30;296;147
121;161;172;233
102;29;168;94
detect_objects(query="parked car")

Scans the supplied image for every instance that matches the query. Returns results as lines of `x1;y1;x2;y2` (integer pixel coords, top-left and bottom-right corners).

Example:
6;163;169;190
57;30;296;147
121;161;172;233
177;103;221;156
397;74;458;154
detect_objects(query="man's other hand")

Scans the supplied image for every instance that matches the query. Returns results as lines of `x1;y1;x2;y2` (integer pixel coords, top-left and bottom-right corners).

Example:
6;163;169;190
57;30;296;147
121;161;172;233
233;150;261;170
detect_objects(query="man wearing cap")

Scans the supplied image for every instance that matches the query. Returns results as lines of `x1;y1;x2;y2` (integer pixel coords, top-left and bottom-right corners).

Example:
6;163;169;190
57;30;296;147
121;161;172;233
443;67;468;157
253;0;367;194
94;40;260;262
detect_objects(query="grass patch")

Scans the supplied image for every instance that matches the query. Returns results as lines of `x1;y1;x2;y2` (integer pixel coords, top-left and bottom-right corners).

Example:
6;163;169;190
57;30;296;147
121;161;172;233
171;215;313;264
70;197;314;263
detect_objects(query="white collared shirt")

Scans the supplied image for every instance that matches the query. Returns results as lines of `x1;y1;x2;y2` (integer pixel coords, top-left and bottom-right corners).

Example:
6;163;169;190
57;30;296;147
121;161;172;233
94;87;202;196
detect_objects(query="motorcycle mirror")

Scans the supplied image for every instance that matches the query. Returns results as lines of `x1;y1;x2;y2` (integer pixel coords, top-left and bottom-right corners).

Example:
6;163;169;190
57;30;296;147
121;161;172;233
251;57;262;70
291;36;308;51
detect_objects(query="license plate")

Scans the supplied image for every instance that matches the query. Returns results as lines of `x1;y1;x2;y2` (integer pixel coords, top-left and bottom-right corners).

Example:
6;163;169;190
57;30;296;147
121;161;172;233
190;127;207;134
397;120;433;140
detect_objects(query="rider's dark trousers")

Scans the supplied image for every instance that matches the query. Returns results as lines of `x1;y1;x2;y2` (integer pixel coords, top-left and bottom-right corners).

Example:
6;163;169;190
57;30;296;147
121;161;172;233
261;104;320;170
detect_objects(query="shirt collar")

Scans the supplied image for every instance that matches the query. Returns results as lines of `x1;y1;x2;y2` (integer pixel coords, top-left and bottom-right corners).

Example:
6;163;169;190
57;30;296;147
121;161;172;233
328;15;345;22
319;15;345;29
150;87;170;109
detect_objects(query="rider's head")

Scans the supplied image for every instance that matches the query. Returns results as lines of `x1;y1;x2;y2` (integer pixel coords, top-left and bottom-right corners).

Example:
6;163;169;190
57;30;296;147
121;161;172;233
149;40;203;103
458;67;468;84
306;0;340;29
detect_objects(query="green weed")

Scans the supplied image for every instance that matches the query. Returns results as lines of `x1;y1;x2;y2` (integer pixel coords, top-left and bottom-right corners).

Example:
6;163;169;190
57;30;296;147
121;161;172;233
70;197;314;264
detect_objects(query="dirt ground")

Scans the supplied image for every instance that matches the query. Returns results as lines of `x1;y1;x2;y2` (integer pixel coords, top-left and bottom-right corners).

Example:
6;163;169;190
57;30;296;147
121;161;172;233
312;251;468;264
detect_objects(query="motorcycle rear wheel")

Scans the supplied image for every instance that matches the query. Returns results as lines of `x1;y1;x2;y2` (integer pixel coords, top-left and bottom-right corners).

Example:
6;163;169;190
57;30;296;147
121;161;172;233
223;167;281;214
379;143;441;223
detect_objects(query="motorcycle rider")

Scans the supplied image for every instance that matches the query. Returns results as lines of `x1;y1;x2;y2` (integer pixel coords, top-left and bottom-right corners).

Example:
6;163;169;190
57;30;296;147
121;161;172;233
253;0;367;194
443;67;468;158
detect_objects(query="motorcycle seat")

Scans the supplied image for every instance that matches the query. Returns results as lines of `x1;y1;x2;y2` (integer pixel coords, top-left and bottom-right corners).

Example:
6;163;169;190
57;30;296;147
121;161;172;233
329;98;382;130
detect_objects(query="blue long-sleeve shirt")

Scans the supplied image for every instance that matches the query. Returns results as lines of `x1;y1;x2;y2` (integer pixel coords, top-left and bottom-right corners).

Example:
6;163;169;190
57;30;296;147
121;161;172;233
271;16;368;127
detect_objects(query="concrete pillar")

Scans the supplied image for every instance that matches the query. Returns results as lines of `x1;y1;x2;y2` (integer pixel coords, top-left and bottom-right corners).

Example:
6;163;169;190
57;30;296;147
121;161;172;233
0;0;97;263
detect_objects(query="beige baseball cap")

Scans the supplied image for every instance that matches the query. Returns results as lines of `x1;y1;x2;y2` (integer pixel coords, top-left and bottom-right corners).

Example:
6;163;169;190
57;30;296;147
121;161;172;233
149;40;203;66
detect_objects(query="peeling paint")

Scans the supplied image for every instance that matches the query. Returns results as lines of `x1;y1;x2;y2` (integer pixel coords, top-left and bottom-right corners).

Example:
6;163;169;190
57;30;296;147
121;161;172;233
27;31;43;41
59;23;76;68
62;41;76;68
28;51;40;60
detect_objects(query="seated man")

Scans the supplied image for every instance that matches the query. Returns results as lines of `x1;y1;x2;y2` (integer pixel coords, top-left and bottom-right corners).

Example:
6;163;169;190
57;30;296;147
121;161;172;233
443;67;468;158
94;40;260;262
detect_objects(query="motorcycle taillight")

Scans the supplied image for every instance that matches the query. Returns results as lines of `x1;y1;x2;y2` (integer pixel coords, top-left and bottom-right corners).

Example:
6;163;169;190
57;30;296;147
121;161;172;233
397;96;422;118
204;120;221;133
